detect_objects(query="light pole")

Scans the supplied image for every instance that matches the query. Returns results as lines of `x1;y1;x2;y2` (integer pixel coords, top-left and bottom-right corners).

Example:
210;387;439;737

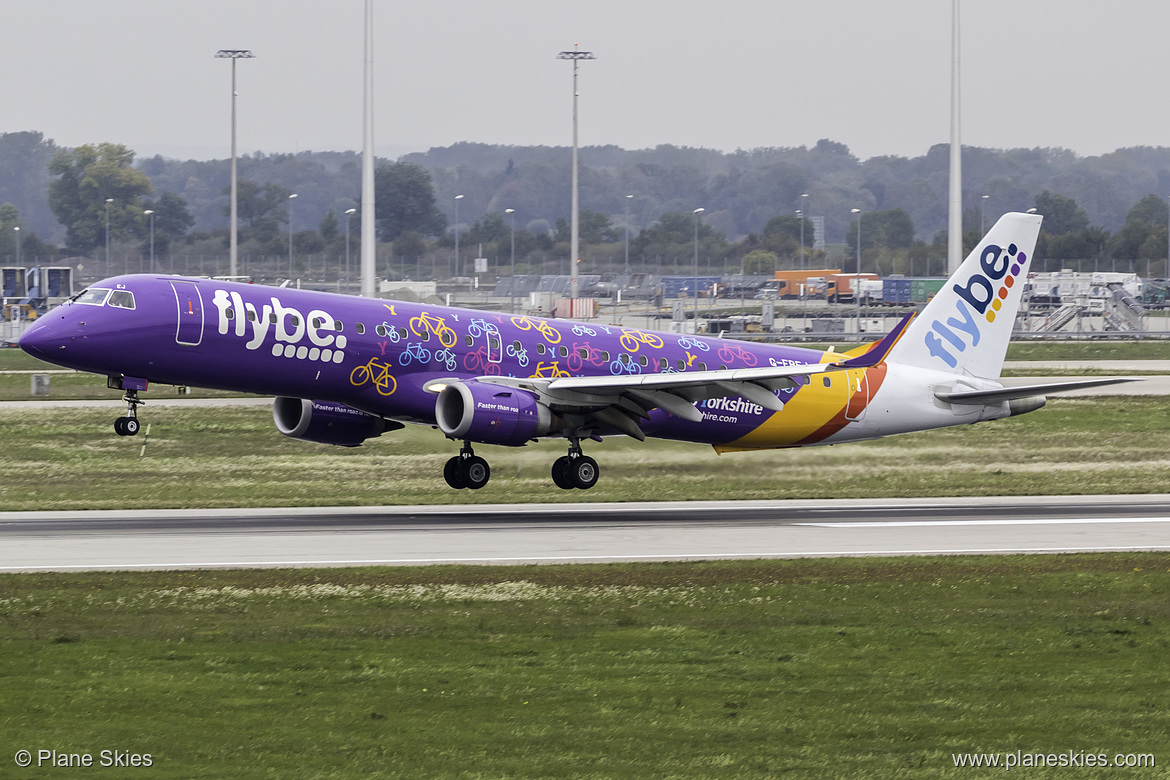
693;207;705;332
216;49;255;278
800;193;809;272
144;210;155;271
852;208;862;339
505;208;516;314
557;45;596;300
13;226;19;267
981;194;990;235
624;194;633;274
453;194;463;280
105;198;113;270
288;193;298;280
345;208;356;289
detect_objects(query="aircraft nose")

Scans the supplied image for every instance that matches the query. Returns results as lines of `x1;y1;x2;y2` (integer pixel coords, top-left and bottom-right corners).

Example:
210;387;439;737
18;318;66;360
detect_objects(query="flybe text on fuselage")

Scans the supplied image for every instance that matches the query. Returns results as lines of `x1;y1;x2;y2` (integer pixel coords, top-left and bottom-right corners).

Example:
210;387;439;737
923;243;1027;369
210;289;348;363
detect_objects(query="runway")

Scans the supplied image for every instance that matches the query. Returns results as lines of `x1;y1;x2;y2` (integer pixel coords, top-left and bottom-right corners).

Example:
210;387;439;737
3;495;1170;572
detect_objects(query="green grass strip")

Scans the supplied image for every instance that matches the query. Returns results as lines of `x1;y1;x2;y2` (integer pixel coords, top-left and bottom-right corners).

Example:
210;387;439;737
2;396;1170;509
2;555;1167;778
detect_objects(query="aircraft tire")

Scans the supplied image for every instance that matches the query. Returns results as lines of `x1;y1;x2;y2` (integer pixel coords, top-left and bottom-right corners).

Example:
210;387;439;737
570;456;599;490
123;417;140;436
444;456;466;489
460;456;490;490
551;456;575;490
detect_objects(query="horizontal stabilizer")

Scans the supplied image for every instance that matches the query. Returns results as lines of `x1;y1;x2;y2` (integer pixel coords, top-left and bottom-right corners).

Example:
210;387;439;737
936;377;1143;405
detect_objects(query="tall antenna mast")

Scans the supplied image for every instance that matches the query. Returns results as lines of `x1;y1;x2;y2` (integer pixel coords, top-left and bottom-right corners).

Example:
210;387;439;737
360;0;376;296
557;45;595;300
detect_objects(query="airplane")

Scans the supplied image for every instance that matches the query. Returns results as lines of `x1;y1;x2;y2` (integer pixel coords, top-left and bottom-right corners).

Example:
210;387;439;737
18;212;1135;491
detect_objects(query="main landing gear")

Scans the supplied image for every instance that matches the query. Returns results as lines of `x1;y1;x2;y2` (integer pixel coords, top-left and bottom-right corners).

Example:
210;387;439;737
551;440;599;490
114;389;144;437
441;439;600;491
444;442;491;490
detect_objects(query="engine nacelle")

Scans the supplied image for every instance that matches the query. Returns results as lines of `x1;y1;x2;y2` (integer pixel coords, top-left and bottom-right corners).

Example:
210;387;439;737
273;397;387;447
435;380;553;446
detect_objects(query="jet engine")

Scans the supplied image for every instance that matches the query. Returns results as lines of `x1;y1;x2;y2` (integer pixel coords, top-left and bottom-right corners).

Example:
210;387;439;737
272;397;390;447
435;380;554;446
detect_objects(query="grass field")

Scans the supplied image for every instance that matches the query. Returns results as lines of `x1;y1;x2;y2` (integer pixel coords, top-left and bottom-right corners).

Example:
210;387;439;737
2;394;1170;510
2;556;1167;778
4;346;1169;777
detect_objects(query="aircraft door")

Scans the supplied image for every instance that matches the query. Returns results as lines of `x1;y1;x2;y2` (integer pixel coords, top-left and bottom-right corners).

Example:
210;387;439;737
844;368;868;422
170;281;204;346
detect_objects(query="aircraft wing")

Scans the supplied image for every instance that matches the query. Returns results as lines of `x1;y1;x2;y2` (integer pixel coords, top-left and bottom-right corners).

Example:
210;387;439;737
935;377;1144;405
479;313;914;439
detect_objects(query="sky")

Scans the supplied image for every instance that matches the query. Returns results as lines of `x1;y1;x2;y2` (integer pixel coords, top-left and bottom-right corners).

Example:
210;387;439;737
5;0;1170;163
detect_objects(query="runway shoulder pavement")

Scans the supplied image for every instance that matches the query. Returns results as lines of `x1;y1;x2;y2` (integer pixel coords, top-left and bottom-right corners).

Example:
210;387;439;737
3;494;1170;572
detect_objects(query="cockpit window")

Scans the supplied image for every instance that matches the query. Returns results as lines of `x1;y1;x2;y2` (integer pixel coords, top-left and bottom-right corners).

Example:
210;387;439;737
107;290;136;309
72;288;111;306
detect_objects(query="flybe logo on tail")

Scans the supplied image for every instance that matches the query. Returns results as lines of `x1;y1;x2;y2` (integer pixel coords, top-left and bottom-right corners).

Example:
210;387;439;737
924;243;1027;369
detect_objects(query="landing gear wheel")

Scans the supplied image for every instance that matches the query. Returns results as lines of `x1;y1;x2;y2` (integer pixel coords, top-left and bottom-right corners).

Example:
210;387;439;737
114;388;144;437
114;416;139;436
551;456;575;490
460;456;490;490
569;455;599;490
444;456;466;489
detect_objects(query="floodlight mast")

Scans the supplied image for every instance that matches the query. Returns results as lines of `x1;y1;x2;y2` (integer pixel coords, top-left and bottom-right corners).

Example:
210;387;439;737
557;46;595;300
215;49;255;279
360;0;376;297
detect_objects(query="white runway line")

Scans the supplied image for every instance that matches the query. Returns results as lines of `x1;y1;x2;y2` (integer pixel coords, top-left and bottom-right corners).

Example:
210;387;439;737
797;517;1170;528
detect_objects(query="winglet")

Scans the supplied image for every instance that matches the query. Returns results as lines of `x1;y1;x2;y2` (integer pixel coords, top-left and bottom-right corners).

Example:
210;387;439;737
837;311;915;369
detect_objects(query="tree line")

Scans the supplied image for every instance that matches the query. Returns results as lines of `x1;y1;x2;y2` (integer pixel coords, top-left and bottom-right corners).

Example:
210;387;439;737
3;131;1170;279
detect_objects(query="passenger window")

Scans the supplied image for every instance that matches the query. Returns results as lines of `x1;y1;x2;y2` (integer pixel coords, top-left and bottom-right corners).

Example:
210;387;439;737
579;348;588;358
490;336;500;350
398;328;409;340
823;377;831;387
225;308;235;319
537;344;546;355
335;321;343;331
107;290;135;309
375;324;388;337
677;359;686;370
697;362;706;371
621;353;630;364
465;335;474;346
247;310;257;322
639;355;648;366
559;346;568;357
355;322;365;335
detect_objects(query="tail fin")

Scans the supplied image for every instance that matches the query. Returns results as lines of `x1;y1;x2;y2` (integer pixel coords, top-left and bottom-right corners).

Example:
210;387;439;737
887;211;1042;379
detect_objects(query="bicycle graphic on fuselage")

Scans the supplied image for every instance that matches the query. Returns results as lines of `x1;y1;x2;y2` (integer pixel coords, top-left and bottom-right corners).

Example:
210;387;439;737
410;311;457;348
349;357;398;396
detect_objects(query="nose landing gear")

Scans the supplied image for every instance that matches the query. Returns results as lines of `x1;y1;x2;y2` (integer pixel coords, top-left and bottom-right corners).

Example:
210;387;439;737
114;390;144;436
